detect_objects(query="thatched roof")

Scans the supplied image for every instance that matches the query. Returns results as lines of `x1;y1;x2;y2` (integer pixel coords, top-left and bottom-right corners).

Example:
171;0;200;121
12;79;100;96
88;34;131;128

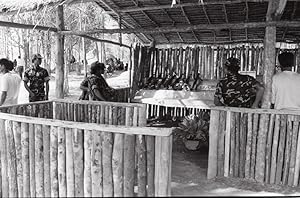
1;0;300;45
0;0;61;12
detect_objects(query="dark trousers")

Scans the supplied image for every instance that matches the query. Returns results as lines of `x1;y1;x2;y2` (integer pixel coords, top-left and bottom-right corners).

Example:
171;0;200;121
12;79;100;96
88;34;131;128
17;66;24;79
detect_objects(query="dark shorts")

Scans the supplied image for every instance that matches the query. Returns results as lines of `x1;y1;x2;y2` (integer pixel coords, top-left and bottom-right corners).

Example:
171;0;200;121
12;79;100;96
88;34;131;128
29;95;45;102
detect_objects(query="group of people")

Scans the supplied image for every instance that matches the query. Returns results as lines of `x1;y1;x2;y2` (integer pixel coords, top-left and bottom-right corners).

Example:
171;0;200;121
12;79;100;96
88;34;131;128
214;52;300;110
0;51;299;111
0;53;50;106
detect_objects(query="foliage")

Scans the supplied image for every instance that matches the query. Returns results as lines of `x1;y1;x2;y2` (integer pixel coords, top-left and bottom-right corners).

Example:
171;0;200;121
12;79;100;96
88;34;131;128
177;111;210;144
0;2;136;71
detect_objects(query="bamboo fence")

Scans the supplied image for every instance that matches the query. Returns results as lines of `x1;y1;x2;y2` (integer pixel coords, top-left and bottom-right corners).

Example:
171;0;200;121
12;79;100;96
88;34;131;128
0;100;173;197
208;106;300;187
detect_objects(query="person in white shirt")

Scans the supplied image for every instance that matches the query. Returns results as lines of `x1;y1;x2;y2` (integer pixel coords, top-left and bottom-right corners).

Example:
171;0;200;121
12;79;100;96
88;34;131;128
0;58;22;106
271;52;300;110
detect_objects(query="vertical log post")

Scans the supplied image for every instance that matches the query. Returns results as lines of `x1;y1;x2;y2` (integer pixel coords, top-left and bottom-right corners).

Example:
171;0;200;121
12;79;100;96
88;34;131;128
84;130;92;197
124;107;135;196
102;132;114;197
35;124;44;197
55;5;65;98
43;125;51;197
224;111;231;177
58;127;67;197
66;128;75;197
207;110;220;179
154;136;172;196
13;121;23;197
73;129;84;197
6;120;18;197
21;122;30;197
255;114;269;182
261;0;287;107
29;123;36;197
0;119;8;197
91;130;103;197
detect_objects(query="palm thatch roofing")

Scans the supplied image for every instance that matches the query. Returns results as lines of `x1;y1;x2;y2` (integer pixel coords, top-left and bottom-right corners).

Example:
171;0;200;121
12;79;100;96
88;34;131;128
1;0;300;45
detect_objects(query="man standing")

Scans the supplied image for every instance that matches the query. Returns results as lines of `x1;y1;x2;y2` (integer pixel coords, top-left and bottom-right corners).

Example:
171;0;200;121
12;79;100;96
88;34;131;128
0;58;22;106
214;57;264;108
271;52;300;110
23;54;50;102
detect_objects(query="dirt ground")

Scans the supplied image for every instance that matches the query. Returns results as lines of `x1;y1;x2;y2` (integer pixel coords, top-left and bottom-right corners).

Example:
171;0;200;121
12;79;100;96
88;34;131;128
18;70;300;196
171;140;300;196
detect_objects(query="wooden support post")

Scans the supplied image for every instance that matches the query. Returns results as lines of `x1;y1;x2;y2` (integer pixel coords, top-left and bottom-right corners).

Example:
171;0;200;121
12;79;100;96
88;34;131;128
224;111;231;177
261;25;276;108
207;110;220;179
261;0;287;108
55;5;65;99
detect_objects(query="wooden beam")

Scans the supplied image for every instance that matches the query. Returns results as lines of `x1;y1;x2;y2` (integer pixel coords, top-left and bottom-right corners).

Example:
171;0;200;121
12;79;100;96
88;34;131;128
0;20;129;48
275;0;288;19
150;0;175;43
282;1;297;40
60;20;300;35
101;0;277;14
78;34;130;48
201;5;216;43
180;7;199;42
245;0;249;40
156;39;265;46
1;0;298;16
177;32;184;42
222;4;232;41
135;3;170;43
55;5;65;99
96;0;153;43
0;20;57;32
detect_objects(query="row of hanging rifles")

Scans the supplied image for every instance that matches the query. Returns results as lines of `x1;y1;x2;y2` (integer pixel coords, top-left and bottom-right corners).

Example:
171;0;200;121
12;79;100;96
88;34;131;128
139;72;203;91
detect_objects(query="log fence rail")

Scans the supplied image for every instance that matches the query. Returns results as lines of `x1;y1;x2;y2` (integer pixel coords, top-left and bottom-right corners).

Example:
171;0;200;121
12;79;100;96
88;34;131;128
208;106;300;187
0;100;173;197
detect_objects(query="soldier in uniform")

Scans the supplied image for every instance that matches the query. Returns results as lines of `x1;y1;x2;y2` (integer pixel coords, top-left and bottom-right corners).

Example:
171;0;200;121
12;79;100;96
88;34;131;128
23;54;50;102
214;57;264;108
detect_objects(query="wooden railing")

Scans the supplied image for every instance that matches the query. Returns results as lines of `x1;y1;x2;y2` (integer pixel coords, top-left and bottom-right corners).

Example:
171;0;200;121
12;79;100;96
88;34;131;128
208;106;300;187
0;101;53;118
53;99;146;126
0;100;173;197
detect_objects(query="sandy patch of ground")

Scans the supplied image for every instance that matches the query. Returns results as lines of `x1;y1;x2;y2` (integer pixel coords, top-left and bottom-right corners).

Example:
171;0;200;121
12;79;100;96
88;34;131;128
171;141;300;196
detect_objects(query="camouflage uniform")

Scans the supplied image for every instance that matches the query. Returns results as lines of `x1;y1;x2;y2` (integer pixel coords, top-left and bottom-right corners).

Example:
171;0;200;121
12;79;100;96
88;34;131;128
82;74;115;101
214;73;258;108
23;66;50;102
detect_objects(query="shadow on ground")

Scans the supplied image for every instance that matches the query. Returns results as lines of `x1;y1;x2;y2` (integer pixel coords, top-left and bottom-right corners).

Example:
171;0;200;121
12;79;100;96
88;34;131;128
171;140;300;196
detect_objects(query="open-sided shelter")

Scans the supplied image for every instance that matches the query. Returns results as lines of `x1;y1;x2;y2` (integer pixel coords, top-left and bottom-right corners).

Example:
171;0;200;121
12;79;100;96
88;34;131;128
0;0;300;197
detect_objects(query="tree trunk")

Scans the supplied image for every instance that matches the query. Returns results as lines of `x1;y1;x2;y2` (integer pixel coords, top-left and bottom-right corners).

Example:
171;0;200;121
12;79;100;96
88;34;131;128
64;46;70;96
45;32;52;75
95;43;99;61
77;45;81;75
82;37;87;76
